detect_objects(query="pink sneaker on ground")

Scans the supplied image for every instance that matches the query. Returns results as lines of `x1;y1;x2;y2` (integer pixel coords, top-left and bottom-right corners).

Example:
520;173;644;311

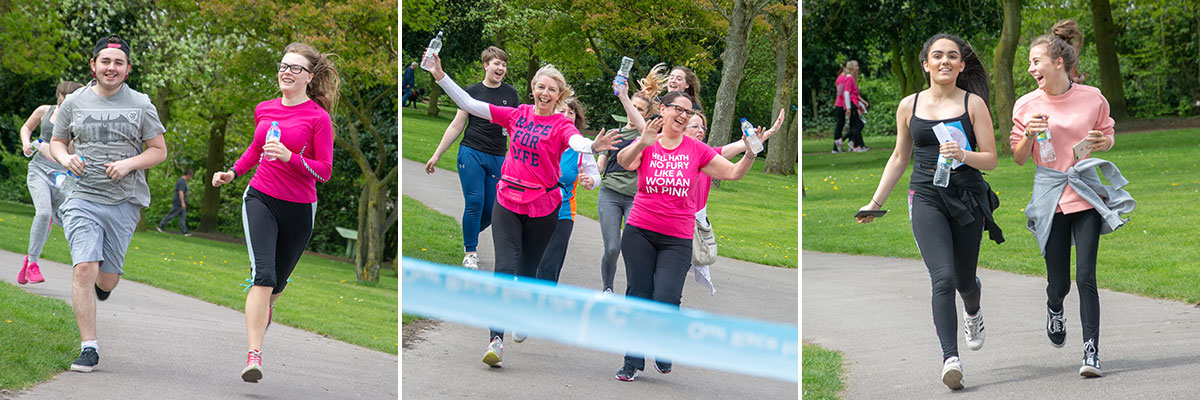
242;350;263;383
24;260;45;284
17;255;29;284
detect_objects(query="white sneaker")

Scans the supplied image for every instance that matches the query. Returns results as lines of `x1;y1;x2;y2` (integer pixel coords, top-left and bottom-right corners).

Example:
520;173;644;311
964;309;985;351
462;254;479;270
482;337;502;367
512;331;528;343
941;356;964;390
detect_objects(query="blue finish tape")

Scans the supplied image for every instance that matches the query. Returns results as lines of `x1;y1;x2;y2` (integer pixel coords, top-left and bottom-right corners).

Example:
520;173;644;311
402;258;798;382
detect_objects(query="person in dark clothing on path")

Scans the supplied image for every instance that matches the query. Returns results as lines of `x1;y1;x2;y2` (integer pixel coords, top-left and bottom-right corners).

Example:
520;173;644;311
156;169;193;236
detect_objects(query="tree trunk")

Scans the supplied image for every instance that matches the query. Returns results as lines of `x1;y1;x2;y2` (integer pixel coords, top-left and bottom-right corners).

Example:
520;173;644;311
905;42;924;94
426;84;441;117
992;0;1021;155
523;50;540;105
199;111;230;232
355;176;396;282
764;7;797;175
1090;0;1130;121
890;38;909;96
706;0;766;148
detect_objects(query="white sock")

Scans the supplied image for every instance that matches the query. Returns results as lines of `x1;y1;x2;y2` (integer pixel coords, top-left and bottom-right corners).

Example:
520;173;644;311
81;340;98;351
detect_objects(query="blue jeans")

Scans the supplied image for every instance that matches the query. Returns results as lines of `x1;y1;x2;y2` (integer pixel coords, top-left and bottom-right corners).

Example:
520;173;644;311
457;145;504;253
401;88;413;107
596;186;634;291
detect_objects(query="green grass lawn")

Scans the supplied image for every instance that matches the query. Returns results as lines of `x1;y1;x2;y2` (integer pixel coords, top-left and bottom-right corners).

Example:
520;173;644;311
400;194;467;324
403;106;798;268
0;200;398;359
0;282;78;390
802;128;1200;303
802;343;846;400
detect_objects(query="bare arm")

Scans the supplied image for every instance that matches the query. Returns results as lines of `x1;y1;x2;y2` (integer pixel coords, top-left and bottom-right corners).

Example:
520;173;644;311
614;81;646;132
720;109;786;158
700;137;756;181
104;135;167;180
424;109;470;173
858;94;916;223
1012;114;1047;166
19;105;51;155
618;118;663;170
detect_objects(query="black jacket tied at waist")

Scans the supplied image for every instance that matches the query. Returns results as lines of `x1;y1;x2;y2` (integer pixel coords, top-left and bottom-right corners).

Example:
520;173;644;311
913;166;1005;244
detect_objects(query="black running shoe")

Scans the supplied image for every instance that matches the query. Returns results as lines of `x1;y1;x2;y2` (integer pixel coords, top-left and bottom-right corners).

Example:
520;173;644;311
94;285;111;301
70;347;99;372
1046;306;1066;347
1079;338;1102;377
654;359;672;374
615;363;638;382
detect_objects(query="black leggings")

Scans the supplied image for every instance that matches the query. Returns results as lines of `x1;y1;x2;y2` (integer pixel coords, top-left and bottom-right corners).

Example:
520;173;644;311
620;224;691;370
488;200;560;341
242;187;315;295
910;187;983;360
833;106;864;148
535;219;574;284
1044;209;1101;351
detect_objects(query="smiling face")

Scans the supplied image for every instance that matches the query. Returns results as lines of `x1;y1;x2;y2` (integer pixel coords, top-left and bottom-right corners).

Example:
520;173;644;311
922;38;964;86
667;69;689;92
1027;44;1065;91
685;114;706;141
278;52;313;96
632;96;651;119
483;58;507;85
90;48;130;91
661;96;694;137
532;75;562;112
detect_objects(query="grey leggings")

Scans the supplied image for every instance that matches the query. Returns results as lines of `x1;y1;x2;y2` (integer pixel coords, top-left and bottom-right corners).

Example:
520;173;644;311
26;166;65;263
597;186;634;291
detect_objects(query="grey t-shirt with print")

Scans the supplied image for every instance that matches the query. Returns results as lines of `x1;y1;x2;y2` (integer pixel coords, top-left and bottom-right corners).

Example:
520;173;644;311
52;82;165;207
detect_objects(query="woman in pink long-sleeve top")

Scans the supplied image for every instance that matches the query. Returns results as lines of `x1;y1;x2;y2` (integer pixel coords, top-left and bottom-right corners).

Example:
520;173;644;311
212;42;339;384
1010;20;1115;378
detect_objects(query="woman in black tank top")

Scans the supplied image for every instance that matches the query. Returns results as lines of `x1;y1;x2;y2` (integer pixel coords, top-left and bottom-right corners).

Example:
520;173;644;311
856;33;1003;391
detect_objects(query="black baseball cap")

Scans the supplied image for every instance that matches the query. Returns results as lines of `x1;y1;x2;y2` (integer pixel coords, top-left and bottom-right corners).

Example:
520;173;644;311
92;35;131;59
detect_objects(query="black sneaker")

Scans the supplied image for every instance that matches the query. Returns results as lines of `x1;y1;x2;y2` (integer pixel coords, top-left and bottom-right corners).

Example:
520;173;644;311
95;285;111;301
1080;339;1102;377
1046;306;1066;347
615;363;638;382
70;347;99;372
654;359;672;374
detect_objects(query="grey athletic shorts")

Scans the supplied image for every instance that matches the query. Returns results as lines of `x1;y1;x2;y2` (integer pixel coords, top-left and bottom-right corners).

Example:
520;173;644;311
62;198;141;274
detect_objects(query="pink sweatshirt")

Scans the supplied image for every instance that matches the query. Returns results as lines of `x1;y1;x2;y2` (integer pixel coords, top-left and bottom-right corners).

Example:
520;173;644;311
626;136;719;239
1010;84;1115;214
233;98;334;203
834;74;860;108
489;103;581;218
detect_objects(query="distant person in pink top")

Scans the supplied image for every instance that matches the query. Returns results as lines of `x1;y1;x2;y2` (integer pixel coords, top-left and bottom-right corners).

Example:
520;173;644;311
211;43;338;384
425;53;620;368
612;91;757;382
833;60;869;153
1010;19;1114;378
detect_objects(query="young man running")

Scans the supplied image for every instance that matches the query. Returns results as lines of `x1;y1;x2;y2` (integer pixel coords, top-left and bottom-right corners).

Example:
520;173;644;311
156;169;192;236
50;35;168;373
423;46;519;270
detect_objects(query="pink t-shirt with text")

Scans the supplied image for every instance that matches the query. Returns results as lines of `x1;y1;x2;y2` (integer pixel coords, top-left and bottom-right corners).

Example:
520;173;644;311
232;98;333;203
489;103;581;217
1009;84;1115;214
626;136;719;239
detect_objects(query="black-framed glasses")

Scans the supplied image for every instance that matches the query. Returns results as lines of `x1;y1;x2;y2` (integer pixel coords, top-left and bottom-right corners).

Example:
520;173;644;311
662;103;697;118
278;62;312;74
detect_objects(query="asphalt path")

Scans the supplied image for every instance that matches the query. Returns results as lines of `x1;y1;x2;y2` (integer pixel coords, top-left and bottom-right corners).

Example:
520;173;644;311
803;250;1200;399
401;158;798;399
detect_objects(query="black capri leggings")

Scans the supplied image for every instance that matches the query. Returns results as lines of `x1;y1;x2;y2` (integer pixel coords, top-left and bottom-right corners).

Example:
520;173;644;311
620;224;692;371
488;200;560;341
833;106;865;148
910;186;983;361
242;186;315;295
1044;209;1101;351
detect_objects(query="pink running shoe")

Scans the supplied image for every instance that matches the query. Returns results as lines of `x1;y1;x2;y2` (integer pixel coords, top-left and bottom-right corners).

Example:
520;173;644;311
17;255;29;284
242;350;263;383
25;260;45;284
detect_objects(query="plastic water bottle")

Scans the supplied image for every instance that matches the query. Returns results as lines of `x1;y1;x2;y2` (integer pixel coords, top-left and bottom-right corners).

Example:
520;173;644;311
740;118;763;154
53;172;67;188
933;140;952;187
1036;120;1056;162
613;56;634;96
24;138;43;157
421;31;444;71
265;121;282;161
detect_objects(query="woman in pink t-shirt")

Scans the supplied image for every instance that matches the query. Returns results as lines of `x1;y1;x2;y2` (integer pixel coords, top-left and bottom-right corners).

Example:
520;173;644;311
426;54;620;368
611;91;757;382
833;60;868;153
211;43;338;383
1010;20;1114;378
